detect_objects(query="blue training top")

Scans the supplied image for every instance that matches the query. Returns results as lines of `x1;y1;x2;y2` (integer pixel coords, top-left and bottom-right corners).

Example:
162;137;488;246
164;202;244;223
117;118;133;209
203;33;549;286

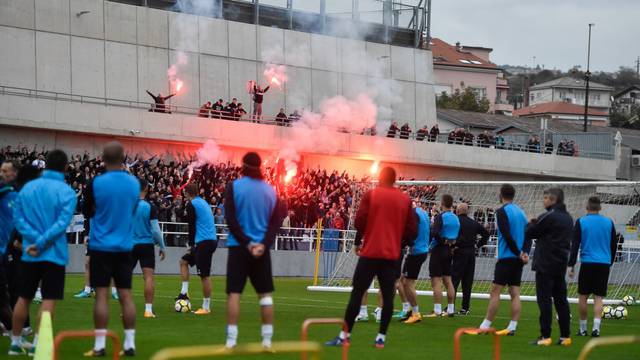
226;177;277;247
132;199;165;248
411;207;430;255
189;196;217;244
577;214;615;265
440;211;460;240
496;203;528;259
85;170;140;252
0;185;17;256
12;170;77;266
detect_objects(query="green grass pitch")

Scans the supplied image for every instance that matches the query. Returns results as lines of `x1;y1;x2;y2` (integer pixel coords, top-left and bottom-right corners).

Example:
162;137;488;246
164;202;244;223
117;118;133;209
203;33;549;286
2;274;639;359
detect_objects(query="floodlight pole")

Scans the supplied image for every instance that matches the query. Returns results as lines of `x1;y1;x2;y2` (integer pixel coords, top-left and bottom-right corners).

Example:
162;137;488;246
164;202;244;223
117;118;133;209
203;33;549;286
583;23;594;133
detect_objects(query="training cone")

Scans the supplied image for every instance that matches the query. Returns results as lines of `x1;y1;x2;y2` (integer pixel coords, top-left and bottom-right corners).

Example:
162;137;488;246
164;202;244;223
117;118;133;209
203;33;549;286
34;311;53;360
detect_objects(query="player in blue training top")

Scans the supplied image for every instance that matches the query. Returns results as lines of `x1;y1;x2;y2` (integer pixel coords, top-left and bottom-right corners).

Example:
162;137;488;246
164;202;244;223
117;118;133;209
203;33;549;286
0;179;17;336
175;182;218;315
427;194;460;317
568;196;617;338
400;200;430;324
131;178;166;319
82;142;140;357
224;152;285;350
9;150;76;356
469;184;529;337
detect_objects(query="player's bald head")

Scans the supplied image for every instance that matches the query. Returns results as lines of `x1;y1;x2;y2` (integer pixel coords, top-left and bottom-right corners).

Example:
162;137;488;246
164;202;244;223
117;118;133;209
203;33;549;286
103;141;125;167
457;202;469;215
378;166;396;186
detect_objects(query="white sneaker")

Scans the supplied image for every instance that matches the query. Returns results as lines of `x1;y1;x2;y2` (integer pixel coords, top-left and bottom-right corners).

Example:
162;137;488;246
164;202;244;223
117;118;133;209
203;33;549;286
355;313;369;322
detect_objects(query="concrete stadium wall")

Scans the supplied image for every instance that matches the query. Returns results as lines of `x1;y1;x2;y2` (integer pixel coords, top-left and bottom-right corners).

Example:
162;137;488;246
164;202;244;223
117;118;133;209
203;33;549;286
0;0;437;130
0;106;618;181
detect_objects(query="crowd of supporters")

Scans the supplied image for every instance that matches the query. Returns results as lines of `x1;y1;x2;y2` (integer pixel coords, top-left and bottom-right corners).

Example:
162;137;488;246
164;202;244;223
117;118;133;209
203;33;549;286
385;123;580;156
0;145;361;247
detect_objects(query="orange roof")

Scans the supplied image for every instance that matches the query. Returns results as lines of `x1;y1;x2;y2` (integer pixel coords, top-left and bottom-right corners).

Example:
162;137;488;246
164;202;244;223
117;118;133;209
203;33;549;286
514;102;609;117
430;38;498;70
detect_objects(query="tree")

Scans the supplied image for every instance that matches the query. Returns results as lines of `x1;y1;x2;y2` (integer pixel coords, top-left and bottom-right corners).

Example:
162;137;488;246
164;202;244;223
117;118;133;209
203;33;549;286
610;105;640;130
436;88;490;113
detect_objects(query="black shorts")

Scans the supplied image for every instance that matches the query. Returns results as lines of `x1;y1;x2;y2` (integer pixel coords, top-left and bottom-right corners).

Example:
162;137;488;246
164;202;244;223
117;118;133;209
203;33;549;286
402;253;428;280
226;246;274;294
195;240;218;277
181;247;196;267
578;263;610;297
19;261;65;300
89;250;134;289
132;244;156;269
429;245;452;278
0;258;12;307
493;258;524;287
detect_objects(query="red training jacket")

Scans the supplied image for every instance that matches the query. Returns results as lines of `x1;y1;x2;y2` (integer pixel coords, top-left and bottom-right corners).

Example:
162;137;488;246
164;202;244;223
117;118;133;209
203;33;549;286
354;185;417;260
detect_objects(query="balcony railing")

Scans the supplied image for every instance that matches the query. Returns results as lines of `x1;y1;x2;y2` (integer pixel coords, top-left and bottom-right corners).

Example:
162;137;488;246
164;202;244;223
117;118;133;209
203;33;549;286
0;84;615;160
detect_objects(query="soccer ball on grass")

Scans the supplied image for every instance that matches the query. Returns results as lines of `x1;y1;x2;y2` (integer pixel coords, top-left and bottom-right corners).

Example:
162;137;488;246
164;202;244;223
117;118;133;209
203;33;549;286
613;306;628;320
175;299;191;313
622;295;636;306
602;305;614;319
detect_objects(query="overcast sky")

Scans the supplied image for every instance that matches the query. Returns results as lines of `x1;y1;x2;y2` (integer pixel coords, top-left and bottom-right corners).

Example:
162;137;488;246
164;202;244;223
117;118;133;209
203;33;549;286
430;0;640;72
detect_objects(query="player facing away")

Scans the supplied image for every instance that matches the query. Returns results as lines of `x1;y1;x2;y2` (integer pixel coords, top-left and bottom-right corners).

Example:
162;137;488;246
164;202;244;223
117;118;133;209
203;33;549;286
401;201;430;324
177;183;218;315
131;178;166;318
82;142;141;357
568;196;617;337
468;184;529;336
9;150;76;355
224;152;285;349
326;167;417;348
426;194;460;317
0;179;17;336
526;187;574;347
451;202;489;315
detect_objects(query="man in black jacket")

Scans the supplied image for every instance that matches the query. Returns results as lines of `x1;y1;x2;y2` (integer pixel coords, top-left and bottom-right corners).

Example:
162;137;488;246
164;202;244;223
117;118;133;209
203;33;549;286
451;203;489;315
525;188;574;347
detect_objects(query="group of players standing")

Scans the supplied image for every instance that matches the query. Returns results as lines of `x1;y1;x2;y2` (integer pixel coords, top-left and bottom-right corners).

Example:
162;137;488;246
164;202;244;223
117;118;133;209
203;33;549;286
327;167;618;349
0;145;619;355
1;143;285;356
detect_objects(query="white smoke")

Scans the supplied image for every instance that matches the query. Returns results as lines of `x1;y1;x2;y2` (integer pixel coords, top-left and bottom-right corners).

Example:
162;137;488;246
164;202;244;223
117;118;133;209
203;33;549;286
278;94;377;172
173;0;220;17
188;139;226;178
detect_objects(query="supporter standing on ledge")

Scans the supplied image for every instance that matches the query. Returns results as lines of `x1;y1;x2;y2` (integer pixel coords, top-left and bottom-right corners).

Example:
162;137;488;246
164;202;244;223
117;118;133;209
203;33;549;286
326;167;417;349
252;84;270;122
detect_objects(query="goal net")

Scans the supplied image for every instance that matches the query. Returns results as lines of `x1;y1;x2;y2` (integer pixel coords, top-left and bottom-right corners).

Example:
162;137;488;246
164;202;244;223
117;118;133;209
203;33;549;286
309;181;640;304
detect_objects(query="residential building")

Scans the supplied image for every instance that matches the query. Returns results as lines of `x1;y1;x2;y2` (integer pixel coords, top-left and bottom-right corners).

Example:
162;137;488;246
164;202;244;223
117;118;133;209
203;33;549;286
513;102;609;126
613;85;640;114
528;77;613;111
431;38;513;115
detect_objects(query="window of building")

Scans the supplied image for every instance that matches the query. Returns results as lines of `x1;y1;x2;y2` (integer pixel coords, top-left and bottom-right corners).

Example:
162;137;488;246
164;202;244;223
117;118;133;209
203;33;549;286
459;59;471;64
470;87;487;99
470;60;482;64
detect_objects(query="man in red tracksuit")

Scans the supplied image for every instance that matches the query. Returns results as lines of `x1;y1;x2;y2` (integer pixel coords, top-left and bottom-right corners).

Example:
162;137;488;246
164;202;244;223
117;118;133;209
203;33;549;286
326;167;417;349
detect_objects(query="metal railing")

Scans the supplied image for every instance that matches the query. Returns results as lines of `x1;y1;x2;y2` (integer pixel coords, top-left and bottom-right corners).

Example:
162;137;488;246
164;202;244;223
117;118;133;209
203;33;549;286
110;0;429;48
1;84;615;160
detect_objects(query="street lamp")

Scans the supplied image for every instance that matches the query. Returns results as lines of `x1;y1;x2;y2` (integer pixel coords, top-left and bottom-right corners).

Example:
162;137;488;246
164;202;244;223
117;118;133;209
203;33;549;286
583;23;595;132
